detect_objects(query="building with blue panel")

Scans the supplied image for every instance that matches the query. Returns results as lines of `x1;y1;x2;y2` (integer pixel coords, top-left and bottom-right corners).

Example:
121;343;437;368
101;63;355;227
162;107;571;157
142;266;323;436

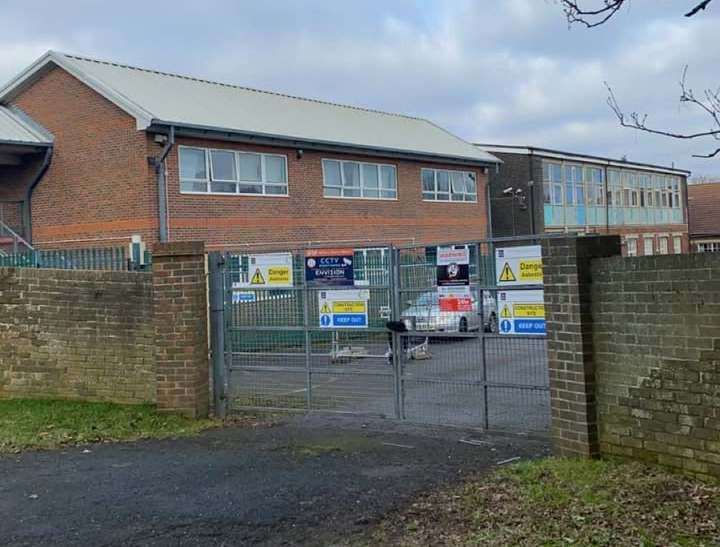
479;145;690;256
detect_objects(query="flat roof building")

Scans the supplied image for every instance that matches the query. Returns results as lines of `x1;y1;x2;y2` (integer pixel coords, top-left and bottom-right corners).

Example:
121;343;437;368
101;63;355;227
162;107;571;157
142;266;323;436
479;144;690;256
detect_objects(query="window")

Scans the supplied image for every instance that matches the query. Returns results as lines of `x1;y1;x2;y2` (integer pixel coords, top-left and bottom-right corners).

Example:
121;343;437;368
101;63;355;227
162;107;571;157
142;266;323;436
672;179;681;209
323;159;396;199
673;236;682;254
354;248;389;285
421;168;477;202
564;164;583;205
543;161;563;205
608;169;622;207
179;146;288;196
698;242;720;253
587;167;604;206
643;238;654;256
626;237;638;257
658;236;669;255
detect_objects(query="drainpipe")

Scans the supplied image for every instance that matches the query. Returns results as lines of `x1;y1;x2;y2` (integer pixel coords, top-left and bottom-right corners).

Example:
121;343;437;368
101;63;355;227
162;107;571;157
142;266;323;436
148;126;175;242
23;146;53;245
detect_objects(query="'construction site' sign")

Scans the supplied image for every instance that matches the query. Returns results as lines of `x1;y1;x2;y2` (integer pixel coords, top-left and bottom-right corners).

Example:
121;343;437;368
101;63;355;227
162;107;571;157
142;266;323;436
495;245;543;287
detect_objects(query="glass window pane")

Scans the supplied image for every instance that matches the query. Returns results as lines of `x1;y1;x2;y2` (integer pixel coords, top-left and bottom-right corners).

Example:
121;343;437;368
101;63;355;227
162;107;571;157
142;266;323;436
180;148;207;180
325;186;342;197
437;192;450;201
238;183;262;194
343;186;361;197
451;172;465;194
265;155;286;183
381;165;396;190
210;181;236;193
323;160;342;187
365;188;380;198
362;164;379;190
465;172;477;195
437;171;450;192
181;180;207;193
265;184;287;195
551;164;562;182
422;169;435;192
238;153;261;182
343;162;360;187
210;150;236;181
381;189;397;199
422;192;434;200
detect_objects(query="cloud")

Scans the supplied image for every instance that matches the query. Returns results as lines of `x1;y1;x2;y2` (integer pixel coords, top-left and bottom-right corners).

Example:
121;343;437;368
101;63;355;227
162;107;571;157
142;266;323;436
0;0;718;176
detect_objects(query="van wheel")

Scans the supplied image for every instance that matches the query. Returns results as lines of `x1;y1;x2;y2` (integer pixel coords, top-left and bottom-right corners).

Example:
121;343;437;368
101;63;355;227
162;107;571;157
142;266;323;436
459;318;468;333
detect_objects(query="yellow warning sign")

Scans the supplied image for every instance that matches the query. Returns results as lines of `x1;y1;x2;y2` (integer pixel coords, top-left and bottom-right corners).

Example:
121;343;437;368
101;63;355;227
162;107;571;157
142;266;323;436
498;262;516;282
513;303;545;318
268;266;291;285
250;268;265;285
500;305;512;318
320;302;331;314
332;301;366;314
518;259;543;283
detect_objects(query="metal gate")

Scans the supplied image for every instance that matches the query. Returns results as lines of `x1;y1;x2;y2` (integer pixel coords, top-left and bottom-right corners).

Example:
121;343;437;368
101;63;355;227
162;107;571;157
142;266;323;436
209;238;551;433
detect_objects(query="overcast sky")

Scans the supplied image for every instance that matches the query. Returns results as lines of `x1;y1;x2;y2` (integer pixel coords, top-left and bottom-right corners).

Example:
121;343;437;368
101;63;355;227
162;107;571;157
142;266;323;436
2;1;719;177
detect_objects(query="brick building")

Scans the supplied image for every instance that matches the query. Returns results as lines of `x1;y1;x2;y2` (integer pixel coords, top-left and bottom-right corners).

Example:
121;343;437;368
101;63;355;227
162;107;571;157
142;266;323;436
687;182;720;253
480;145;690;256
0;51;499;252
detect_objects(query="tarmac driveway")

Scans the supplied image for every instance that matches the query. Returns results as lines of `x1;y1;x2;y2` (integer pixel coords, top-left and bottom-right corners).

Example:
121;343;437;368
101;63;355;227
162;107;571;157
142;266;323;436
0;415;550;546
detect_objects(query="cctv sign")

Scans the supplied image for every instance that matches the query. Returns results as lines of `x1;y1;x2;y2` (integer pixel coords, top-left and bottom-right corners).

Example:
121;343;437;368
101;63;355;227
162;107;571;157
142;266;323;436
436;246;470;288
305;248;355;287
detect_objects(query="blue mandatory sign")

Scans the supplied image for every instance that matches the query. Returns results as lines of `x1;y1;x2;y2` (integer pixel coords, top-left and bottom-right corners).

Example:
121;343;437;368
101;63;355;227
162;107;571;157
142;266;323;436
514;319;546;335
500;319;512;333
320;315;332;327
332;314;367;327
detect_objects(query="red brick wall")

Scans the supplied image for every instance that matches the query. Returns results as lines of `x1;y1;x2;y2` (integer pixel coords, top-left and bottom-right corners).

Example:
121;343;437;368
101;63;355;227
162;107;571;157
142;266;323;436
164;137;489;250
11;66;158;248
9;65;489;250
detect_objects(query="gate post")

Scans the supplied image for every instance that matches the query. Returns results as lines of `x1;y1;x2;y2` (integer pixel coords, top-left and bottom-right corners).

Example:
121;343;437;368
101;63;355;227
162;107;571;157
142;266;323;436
152;241;210;418
541;235;621;457
208;252;228;419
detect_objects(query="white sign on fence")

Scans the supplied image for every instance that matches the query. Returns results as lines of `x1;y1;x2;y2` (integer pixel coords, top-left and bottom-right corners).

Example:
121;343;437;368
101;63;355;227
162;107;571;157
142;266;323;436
232;252;294;289
497;290;546;335
318;289;370;329
495;245;543;287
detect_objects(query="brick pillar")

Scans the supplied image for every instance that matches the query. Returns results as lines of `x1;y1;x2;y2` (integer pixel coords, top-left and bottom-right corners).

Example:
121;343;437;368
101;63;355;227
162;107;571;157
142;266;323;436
152;241;209;418
541;235;621;457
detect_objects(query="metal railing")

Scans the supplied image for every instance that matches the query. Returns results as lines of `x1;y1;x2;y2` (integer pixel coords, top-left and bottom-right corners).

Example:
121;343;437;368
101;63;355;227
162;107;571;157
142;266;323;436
0;246;152;271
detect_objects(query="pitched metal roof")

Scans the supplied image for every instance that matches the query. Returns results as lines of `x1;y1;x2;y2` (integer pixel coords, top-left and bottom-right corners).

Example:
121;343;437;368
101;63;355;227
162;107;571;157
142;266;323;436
0;106;52;146
688;182;720;237
0;51;498;164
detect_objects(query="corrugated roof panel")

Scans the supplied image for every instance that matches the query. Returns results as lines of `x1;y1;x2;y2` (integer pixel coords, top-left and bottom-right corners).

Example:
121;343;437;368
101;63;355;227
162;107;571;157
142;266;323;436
0;106;52;145
54;53;498;163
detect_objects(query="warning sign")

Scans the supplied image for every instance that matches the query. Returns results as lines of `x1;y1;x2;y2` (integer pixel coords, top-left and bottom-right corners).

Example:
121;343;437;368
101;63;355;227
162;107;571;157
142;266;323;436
232;252;294;289
438;285;473;312
497;290;546;335
498;263;516;282
250;268;266;285
496;246;543;287
318;289;369;329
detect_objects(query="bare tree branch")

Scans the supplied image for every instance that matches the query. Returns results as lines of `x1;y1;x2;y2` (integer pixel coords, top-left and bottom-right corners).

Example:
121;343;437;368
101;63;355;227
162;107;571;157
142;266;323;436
560;1;714;27
606;67;720;158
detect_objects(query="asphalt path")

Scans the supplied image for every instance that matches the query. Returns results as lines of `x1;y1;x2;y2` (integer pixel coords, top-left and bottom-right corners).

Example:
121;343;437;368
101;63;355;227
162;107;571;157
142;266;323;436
1;415;550;546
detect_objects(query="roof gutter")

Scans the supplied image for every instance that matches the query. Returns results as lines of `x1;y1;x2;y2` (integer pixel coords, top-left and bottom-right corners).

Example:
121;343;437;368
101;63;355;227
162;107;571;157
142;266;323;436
148;126;175;242
148;121;500;168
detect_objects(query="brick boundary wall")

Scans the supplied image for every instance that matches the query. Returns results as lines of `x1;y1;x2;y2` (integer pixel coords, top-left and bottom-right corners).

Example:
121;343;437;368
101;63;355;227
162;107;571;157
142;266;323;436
0;268;155;403
152;241;209;418
0;241;210;418
591;253;720;479
543;236;720;479
541;235;622;457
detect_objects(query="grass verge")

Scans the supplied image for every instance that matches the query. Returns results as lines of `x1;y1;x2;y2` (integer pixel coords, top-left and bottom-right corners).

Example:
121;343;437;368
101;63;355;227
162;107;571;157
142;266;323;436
364;458;720;546
0;399;218;453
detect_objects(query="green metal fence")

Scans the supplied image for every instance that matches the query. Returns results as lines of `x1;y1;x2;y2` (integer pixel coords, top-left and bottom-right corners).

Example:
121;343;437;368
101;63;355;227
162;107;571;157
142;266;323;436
0;247;152;271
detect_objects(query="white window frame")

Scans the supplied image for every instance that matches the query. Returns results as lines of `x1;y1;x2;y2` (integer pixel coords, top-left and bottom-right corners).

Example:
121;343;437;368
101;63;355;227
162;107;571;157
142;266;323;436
643;237;654;256
421;168;478;203
179;145;289;197
658;236;669;255
626;236;638;257
672;235;682;254
322;159;397;200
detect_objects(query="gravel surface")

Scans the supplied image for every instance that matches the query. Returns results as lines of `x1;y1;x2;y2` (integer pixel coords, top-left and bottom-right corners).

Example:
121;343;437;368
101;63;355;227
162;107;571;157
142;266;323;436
0;414;549;546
